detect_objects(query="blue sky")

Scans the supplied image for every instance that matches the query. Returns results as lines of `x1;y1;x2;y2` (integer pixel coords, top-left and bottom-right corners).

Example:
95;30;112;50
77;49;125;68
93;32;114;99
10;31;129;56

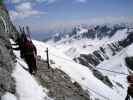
5;0;133;37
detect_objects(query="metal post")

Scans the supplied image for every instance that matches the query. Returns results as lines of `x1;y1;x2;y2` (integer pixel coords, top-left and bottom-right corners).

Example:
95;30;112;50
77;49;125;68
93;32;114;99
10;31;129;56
46;48;50;69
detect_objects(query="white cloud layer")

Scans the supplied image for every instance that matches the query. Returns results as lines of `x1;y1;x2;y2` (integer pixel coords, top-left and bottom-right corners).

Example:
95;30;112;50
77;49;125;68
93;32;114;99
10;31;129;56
13;16;133;33
76;0;87;3
11;0;56;4
10;0;47;20
9;0;88;20
9;10;44;20
16;2;32;11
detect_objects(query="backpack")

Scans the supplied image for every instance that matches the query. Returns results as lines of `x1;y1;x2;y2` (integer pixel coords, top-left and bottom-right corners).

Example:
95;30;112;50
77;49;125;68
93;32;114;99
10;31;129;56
127;75;133;83
23;40;36;55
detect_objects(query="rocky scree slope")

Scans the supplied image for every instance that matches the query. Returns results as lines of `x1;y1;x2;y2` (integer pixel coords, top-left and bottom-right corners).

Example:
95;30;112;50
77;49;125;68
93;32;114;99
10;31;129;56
35;58;90;100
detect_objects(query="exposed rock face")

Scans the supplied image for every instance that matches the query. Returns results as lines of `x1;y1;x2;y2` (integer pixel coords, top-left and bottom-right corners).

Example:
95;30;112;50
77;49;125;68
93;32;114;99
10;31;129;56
74;42;122;68
125;57;133;70
119;32;133;48
0;5;18;40
73;43;121;88
35;58;90;100
0;5;17;97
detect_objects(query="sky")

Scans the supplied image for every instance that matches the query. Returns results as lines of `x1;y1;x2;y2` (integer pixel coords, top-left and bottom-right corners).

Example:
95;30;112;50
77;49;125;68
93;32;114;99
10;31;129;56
4;0;133;39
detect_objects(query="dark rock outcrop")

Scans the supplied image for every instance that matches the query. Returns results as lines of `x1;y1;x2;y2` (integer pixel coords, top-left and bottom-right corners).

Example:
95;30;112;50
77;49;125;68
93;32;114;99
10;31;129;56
119;32;133;48
125;57;133;70
0;4;17;97
35;58;90;100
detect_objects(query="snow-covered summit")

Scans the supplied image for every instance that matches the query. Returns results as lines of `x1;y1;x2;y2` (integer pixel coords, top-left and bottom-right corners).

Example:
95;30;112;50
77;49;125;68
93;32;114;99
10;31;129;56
46;24;129;59
46;24;128;43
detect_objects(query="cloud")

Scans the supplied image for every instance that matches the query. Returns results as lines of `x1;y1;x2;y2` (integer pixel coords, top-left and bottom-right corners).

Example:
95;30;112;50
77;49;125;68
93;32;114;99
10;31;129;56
9;1;46;20
76;0;87;3
13;15;133;34
88;16;133;24
11;0;56;4
9;0;87;20
9;2;45;20
11;0;21;3
16;2;32;12
9;10;44;20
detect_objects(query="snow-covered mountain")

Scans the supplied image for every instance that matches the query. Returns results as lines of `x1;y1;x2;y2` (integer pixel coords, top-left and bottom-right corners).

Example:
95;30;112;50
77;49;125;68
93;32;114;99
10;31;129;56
32;37;133;100
43;24;133;100
9;37;133;100
11;28;133;100
46;24;130;58
46;24;128;43
2;1;133;100
33;40;125;100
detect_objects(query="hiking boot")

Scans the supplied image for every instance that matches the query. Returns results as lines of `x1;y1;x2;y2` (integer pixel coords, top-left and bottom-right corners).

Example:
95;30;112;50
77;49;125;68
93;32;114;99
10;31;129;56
31;70;37;75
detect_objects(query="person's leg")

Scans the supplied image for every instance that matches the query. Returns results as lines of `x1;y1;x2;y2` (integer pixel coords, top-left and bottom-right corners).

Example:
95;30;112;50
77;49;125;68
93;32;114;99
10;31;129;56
125;95;130;100
24;56;33;74
31;55;37;74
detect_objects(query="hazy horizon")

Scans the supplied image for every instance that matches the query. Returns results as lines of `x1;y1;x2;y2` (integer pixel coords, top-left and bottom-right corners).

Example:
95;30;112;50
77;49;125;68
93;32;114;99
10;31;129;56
4;0;133;39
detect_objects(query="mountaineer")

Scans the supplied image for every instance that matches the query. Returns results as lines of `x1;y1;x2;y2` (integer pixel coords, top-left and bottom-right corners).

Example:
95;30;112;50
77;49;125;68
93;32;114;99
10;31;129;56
12;26;37;75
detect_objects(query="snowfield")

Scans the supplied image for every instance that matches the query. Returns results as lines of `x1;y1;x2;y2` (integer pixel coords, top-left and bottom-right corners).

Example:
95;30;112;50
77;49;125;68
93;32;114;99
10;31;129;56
33;40;131;100
5;40;52;100
12;62;50;100
2;92;17;100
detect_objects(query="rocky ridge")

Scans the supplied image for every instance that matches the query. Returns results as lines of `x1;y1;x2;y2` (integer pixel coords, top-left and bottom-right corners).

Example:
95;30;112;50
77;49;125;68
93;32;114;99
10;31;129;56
0;4;17;97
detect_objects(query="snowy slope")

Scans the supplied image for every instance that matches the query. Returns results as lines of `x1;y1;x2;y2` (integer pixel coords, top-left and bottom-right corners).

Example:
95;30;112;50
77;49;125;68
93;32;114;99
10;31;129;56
33;40;129;100
109;29;128;42
96;43;133;100
96;48;129;96
2;92;17;100
5;40;52;100
6;37;132;100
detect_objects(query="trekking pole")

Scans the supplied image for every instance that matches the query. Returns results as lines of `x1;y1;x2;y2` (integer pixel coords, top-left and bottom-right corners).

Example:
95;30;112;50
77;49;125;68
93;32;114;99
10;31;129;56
19;25;22;33
46;48;50;69
26;26;32;41
22;26;26;35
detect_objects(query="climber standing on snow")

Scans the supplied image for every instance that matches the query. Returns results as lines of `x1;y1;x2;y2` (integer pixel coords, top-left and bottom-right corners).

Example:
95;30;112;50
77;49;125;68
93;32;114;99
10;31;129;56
22;26;37;75
125;74;133;100
13;26;37;75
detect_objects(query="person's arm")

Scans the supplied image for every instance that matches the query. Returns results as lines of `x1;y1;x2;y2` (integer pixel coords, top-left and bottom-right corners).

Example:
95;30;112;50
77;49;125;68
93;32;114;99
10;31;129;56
34;45;37;55
11;43;18;46
12;46;20;50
